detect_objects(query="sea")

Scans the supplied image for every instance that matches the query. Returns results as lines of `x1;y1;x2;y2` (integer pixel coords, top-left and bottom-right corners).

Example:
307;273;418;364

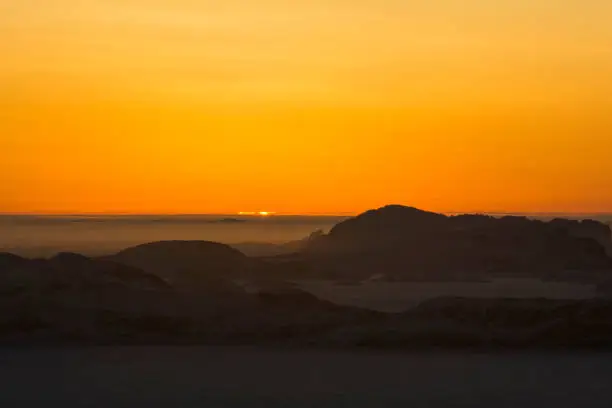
0;214;347;257
1;347;612;407
1;213;611;258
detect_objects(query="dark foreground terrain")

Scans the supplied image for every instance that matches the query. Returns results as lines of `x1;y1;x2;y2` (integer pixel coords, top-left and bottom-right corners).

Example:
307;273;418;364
1;205;612;348
2;347;612;407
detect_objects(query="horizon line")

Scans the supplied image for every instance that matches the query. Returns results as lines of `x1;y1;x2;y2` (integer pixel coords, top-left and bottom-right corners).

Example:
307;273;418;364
1;209;611;217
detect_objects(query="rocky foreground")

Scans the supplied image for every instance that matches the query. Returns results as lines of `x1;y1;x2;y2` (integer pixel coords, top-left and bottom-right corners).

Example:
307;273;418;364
1;205;612;348
2;278;612;348
2;251;612;349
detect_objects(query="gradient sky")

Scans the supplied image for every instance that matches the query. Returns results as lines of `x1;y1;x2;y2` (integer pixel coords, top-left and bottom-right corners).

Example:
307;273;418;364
1;1;611;214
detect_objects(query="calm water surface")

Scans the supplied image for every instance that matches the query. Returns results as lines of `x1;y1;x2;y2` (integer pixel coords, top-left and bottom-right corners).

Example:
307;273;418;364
0;215;345;256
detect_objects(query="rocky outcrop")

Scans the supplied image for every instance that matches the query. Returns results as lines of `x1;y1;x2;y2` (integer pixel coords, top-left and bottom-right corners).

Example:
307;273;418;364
300;205;612;280
550;218;612;254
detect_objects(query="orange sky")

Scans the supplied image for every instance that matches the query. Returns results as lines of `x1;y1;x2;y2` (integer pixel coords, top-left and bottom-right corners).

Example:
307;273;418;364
1;1;611;214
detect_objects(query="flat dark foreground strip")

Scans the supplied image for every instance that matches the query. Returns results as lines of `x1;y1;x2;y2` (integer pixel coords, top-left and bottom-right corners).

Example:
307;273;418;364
1;347;612;407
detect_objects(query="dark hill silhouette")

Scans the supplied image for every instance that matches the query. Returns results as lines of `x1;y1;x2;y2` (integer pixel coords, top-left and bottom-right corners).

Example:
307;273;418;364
0;251;378;345
321;297;612;349
550;218;612;254
300;205;612;280
0;253;28;271
0;253;169;296
213;218;247;224
107;241;253;287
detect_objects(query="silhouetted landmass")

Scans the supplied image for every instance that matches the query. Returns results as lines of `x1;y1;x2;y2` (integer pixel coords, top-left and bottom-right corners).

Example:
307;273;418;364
327;297;612;349
213;218;247;224
0;252;377;345
230;242;302;257
106;241;255;288
2;205;612;348
3;263;612;348
549;217;612;254
0;252;28;271
0;252;168;295
297;205;612;280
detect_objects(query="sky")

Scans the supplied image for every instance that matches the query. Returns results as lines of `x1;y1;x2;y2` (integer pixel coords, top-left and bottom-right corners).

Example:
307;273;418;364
1;0;611;214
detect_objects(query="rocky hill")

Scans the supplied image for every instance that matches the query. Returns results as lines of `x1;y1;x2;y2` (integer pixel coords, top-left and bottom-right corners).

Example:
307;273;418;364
0;252;169;295
106;241;255;288
300;205;612;280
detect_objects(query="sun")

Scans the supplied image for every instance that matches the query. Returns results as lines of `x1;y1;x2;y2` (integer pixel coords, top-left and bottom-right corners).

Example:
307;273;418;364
238;211;275;216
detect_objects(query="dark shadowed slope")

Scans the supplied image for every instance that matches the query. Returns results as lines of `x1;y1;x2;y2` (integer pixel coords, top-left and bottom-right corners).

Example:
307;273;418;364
0;250;380;345
0;253;28;271
107;241;253;287
0;252;169;295
549;218;612;254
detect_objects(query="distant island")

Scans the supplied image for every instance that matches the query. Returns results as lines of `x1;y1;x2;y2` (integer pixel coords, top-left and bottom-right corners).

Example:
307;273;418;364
1;205;612;348
212;218;247;224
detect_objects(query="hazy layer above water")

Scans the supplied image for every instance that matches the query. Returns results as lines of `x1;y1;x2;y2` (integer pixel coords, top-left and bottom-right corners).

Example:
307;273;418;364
0;215;345;257
1;213;610;257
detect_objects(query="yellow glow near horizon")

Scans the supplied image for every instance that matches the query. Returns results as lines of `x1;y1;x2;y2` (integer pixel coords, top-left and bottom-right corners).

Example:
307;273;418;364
1;1;612;214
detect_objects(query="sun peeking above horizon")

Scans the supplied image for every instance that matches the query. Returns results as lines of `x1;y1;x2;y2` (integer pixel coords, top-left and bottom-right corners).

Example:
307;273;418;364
238;211;275;216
